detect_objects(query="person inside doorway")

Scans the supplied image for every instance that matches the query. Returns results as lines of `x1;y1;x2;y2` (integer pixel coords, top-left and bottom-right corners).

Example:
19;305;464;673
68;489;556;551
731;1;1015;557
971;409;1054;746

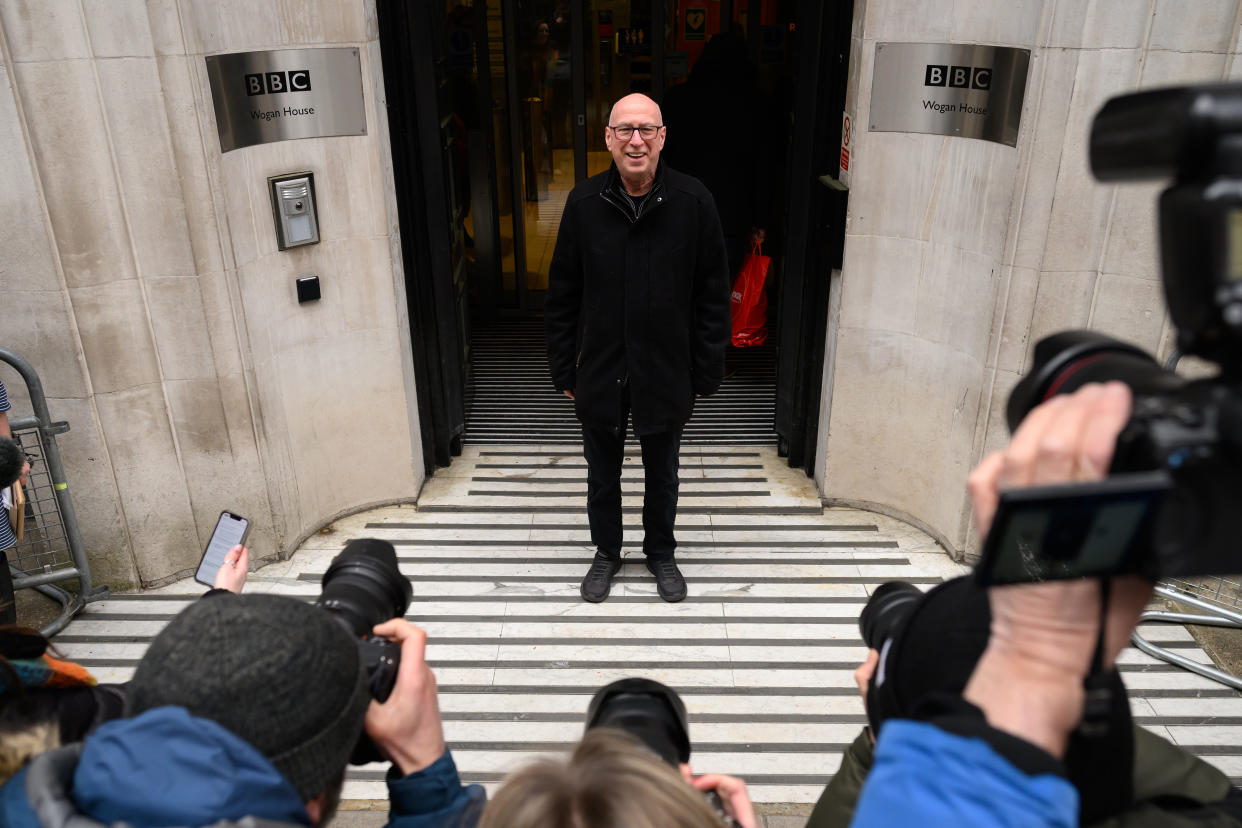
662;27;779;282
545;93;730;604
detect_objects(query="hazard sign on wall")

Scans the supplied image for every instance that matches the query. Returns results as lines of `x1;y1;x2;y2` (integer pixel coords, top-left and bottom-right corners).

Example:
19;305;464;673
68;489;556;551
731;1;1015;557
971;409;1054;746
839;112;852;188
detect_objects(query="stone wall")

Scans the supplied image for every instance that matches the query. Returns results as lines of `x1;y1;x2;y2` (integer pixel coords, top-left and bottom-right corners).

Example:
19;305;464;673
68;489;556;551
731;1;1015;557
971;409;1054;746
0;0;422;588
824;0;1242;558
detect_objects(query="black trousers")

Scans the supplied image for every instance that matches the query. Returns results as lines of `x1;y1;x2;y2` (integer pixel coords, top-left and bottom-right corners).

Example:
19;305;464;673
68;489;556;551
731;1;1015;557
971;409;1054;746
581;398;681;562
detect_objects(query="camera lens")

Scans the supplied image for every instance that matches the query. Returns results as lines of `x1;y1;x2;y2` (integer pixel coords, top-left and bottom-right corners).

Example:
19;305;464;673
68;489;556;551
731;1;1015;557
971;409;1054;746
316;538;412;637
585;678;691;766
859;581;924;651
1006;331;1184;432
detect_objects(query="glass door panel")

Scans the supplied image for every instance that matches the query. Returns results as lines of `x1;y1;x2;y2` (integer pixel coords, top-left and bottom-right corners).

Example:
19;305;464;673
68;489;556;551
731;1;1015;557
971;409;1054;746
483;1;521;304
512;2;580;307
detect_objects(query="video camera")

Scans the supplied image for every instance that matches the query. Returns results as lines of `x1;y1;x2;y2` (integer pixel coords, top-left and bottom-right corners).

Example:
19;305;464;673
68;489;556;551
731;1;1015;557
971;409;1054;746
978;84;1242;584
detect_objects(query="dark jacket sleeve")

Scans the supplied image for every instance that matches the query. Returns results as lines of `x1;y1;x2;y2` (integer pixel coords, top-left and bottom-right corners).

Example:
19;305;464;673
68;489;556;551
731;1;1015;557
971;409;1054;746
692;191;731;397
386;749;486;828
545;194;583;392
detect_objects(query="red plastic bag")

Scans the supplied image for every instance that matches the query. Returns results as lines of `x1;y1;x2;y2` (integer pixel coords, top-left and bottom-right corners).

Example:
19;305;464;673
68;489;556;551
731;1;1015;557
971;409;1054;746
729;240;771;347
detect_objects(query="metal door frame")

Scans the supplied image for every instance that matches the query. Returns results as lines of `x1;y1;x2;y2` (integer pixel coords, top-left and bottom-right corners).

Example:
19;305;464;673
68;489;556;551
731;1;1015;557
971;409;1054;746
377;0;467;469
775;0;853;470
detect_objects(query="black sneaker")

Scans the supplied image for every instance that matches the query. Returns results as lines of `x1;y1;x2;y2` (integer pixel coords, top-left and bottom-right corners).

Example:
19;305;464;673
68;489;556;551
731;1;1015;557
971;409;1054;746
581;555;622;603
647;558;687;603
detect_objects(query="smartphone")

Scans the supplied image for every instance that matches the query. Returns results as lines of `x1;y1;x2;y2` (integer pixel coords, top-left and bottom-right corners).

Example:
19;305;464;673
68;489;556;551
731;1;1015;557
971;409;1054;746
975;471;1171;585
195;511;251;587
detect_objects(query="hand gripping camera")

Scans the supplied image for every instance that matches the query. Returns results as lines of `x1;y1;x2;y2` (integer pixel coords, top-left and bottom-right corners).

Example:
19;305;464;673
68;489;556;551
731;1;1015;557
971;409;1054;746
979;84;1242;583
315;538;413;762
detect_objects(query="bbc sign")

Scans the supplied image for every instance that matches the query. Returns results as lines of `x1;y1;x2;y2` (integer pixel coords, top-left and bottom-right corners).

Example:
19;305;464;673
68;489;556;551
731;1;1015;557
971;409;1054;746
869;42;1030;147
924;65;991;91
206;48;366;152
246;70;312;96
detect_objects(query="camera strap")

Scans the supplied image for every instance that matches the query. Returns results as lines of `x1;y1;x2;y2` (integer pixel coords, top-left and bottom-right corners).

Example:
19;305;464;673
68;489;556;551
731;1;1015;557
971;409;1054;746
1078;579;1113;737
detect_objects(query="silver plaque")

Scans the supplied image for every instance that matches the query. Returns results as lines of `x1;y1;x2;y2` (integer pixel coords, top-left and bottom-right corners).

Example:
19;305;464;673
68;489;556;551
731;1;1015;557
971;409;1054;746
205;48;367;153
869;43;1030;147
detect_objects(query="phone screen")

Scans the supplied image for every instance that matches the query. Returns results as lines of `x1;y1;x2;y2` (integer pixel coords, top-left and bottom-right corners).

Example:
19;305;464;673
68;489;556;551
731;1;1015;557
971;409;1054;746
195;511;250;586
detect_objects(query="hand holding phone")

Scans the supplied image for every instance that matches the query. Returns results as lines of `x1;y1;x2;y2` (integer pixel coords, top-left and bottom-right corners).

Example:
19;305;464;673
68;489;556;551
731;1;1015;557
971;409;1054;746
212;544;250;593
195;511;251;587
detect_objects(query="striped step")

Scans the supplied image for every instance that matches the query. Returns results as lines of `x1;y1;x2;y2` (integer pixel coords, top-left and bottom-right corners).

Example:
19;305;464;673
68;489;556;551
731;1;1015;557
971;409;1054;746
465;318;778;445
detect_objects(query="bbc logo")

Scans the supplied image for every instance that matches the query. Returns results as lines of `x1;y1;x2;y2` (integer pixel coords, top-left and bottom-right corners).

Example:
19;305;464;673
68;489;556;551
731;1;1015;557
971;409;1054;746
924;65;991;90
245;70;312;96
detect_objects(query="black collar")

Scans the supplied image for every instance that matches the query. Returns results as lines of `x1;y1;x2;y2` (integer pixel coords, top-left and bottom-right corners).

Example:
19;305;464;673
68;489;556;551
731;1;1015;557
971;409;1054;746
602;162;667;224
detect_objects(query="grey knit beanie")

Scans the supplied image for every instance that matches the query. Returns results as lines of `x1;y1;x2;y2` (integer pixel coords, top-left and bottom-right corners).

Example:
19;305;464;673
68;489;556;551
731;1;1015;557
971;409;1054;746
127;593;370;801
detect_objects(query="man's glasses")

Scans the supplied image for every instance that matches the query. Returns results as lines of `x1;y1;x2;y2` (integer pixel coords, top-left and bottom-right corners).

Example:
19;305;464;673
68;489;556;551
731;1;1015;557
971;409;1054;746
608;124;663;140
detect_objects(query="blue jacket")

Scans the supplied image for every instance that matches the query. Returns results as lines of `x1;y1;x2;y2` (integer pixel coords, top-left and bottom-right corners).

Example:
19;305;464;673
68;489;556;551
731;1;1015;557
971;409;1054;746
0;706;484;828
851;720;1079;828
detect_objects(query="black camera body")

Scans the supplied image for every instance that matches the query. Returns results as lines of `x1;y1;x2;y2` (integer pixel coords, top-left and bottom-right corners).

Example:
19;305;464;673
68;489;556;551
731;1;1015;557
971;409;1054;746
315;538;413;761
995;84;1242;581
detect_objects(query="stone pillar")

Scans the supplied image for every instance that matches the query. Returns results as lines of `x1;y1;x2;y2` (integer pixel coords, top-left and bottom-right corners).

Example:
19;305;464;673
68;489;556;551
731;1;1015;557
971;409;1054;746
823;0;1242;559
0;0;423;588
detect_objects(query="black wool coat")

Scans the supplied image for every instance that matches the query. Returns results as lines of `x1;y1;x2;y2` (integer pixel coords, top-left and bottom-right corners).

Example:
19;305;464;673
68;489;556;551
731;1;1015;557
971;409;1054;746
545;164;731;436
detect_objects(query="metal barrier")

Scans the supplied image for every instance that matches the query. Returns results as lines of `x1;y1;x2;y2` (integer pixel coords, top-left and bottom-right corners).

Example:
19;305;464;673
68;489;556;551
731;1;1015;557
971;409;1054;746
1133;582;1242;691
1;347;108;635
1128;349;1242;690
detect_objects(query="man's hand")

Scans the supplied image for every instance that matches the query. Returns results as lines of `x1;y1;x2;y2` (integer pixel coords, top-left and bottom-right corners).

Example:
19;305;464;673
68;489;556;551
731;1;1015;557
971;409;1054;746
855;649;879;743
365;620;447;776
212;544;249;593
563;389;575;399
854;648;879;699
680;765;759;828
963;382;1154;757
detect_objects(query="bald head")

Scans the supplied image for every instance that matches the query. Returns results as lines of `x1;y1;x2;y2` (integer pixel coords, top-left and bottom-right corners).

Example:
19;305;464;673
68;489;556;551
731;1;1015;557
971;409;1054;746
605;93;666;195
608;93;662;126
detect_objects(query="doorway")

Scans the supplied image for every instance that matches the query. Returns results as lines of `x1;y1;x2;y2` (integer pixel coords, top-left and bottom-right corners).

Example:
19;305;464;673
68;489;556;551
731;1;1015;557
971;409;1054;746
377;0;850;465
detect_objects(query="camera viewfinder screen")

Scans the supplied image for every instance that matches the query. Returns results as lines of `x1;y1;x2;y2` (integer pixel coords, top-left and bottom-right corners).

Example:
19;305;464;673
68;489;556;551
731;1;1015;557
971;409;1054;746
988;500;1149;582
978;473;1170;585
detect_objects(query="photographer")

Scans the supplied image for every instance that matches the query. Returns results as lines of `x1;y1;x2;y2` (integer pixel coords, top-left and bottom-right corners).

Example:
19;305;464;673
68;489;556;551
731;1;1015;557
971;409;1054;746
480;728;757;828
480;677;758;827
850;382;1154;826
0;592;485;827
